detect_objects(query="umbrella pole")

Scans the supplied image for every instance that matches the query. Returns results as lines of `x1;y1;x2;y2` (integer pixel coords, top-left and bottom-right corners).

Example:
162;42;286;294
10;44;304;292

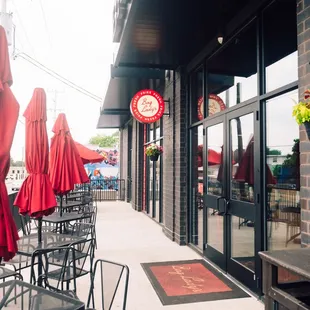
60;195;63;217
236;83;245;199
37;217;43;287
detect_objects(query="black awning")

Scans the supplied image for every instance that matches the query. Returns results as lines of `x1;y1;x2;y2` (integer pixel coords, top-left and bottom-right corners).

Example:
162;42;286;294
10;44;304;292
97;114;130;129
114;0;262;70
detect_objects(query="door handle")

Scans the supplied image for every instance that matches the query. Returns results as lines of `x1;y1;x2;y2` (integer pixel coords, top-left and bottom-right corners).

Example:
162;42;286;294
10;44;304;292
216;196;222;211
222;198;230;215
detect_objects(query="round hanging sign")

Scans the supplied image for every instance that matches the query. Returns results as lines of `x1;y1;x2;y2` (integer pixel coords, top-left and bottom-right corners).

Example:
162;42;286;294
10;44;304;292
130;89;165;124
197;94;226;120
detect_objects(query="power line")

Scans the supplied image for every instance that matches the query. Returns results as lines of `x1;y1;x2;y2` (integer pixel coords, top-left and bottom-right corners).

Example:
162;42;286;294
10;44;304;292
15;52;103;103
16;50;102;100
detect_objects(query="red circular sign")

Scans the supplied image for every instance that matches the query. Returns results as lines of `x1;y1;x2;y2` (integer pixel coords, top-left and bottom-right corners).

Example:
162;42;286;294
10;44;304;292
130;89;165;124
197;94;226;120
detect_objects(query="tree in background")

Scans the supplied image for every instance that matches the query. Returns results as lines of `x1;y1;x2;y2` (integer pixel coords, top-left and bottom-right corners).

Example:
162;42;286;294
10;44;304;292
10;156;25;167
89;132;119;148
266;147;282;155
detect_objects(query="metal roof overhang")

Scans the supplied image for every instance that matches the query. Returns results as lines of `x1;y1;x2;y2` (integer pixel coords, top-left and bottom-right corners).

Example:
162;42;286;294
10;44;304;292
100;0;296;128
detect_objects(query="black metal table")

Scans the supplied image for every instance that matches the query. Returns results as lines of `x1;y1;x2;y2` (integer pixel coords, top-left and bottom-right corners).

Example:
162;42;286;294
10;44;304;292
17;232;84;257
57;201;84;209
0;280;85;309
42;212;91;224
259;248;310;310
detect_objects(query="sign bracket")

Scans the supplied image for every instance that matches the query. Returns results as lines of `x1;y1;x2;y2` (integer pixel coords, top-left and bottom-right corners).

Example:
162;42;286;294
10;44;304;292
163;98;170;117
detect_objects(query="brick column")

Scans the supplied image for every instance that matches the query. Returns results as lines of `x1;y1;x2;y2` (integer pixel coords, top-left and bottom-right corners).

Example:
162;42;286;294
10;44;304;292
297;0;310;246
163;68;188;245
131;119;144;211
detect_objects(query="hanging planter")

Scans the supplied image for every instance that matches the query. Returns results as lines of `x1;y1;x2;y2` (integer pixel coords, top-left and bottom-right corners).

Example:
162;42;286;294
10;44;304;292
293;90;310;139
145;143;163;162
150;154;160;161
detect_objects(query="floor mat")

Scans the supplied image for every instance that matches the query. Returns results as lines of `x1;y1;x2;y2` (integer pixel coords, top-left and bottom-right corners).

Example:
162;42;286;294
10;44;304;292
141;259;250;305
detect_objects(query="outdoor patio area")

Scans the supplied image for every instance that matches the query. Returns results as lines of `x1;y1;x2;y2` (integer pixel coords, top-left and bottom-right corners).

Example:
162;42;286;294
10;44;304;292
73;201;264;309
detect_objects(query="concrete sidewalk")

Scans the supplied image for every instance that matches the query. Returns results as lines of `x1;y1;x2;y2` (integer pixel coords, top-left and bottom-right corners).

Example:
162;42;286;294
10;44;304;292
87;201;264;310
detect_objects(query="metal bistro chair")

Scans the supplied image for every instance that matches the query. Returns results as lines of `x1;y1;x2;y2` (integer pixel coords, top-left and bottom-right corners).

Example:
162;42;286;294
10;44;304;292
87;259;130;310
38;239;94;293
30;246;79;295
0;265;23;305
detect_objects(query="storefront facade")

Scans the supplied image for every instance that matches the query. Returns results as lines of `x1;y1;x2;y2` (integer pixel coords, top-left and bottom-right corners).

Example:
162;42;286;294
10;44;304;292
98;0;307;295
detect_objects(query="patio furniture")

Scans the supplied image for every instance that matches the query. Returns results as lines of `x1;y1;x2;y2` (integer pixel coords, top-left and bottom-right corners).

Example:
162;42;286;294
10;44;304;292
41;212;92;227
30;240;94;294
259;248;310;310
87;259;130;310
0;280;85;309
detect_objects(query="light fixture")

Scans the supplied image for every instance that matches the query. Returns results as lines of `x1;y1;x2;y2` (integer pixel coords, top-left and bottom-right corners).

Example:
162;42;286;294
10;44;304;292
217;27;224;45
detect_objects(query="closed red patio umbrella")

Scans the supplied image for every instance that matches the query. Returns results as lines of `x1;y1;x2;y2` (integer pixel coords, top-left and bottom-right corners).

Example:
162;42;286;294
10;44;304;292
234;136;276;186
0;26;20;261
49;113;89;196
14;88;57;218
74;141;104;164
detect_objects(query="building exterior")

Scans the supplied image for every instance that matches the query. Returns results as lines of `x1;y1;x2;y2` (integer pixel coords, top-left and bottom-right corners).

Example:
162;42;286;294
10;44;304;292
98;0;305;295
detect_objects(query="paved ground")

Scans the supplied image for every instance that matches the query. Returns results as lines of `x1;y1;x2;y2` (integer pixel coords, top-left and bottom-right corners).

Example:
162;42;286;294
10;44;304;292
5;201;264;309
82;201;264;310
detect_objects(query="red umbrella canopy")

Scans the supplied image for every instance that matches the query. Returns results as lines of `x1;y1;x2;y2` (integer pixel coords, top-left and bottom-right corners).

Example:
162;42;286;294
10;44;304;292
0;26;20;261
14;88;57;218
234;137;276;186
197;145;221;167
74;141;104;164
49;113;89;195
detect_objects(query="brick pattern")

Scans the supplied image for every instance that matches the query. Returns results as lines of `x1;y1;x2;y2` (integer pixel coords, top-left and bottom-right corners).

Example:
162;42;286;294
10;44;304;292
131;120;144;211
162;68;188;245
298;0;310;246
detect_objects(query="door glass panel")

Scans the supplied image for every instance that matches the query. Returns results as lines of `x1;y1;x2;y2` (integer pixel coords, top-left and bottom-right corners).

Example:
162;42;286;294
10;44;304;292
230;113;255;270
231;215;255;271
231;113;254;203
190;125;204;250
206;123;224;253
207;123;223;196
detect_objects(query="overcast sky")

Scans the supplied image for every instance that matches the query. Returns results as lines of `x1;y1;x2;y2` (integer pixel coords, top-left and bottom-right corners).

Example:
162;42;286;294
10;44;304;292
6;0;116;160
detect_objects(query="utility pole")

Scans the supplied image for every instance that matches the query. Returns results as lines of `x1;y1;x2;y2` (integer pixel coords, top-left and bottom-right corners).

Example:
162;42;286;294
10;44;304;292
47;89;65;122
1;0;6;13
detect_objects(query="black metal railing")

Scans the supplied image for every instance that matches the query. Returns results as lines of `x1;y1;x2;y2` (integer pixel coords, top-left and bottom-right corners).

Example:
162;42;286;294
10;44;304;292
88;179;126;201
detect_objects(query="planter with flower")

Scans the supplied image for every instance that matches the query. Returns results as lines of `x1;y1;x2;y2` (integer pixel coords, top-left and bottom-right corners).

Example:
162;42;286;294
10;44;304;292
145;143;163;161
293;89;310;138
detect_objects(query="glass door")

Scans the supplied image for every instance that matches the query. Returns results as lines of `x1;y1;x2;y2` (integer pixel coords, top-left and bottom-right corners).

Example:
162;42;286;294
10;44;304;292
204;115;226;270
204;104;260;292
226;106;257;292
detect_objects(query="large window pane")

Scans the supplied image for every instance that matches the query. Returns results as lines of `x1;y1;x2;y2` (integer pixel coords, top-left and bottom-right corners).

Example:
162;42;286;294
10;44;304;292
263;0;297;93
207;21;257;109
190;125;204;250
266;90;300;253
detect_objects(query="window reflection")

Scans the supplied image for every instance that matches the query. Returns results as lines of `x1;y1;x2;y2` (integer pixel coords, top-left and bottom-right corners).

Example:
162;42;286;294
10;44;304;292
263;0;297;93
266;90;300;256
231;113;255;203
208;21;257;109
190;125;204;250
